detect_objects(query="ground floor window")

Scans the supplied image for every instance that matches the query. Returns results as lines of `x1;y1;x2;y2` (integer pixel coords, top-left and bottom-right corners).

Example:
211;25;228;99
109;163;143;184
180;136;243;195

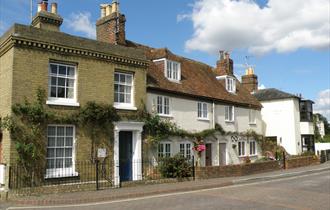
179;143;192;159
249;140;257;156
158;142;171;158
301;135;315;152
238;141;245;157
46;125;76;178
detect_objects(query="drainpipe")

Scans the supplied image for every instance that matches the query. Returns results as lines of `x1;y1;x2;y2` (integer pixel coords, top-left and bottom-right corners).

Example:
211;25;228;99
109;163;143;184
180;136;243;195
212;100;215;129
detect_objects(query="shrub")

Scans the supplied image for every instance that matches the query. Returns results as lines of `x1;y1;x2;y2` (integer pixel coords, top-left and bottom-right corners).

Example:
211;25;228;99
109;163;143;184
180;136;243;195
158;155;192;179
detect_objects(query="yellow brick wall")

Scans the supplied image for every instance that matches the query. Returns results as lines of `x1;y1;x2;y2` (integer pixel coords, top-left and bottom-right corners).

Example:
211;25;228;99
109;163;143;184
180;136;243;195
0;48;14;164
9;47;147;162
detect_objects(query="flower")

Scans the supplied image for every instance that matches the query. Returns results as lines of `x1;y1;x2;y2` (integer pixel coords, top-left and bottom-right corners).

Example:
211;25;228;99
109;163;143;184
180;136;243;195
193;144;206;152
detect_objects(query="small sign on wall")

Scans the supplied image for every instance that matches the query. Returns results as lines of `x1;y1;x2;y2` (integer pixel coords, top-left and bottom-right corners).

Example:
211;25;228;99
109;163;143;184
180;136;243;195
97;148;107;158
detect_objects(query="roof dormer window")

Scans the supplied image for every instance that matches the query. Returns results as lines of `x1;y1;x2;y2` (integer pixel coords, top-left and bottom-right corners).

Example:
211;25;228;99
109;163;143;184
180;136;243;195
166;60;181;81
226;77;236;93
216;75;236;93
153;58;181;82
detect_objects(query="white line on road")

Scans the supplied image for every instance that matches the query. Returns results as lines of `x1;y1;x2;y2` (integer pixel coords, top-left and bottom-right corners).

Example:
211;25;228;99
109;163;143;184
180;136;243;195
7;170;330;210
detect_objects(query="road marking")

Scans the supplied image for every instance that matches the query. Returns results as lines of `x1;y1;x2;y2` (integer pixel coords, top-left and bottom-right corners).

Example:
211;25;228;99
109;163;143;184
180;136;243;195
7;170;330;210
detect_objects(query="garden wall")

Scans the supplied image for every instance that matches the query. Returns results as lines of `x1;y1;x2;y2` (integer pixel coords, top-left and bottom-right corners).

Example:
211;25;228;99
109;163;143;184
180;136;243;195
195;161;281;179
285;155;320;169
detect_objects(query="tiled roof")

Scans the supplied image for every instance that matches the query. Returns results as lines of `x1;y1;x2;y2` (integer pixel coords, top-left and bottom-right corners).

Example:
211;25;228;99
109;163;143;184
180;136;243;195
254;88;299;101
127;41;262;109
0;24;146;61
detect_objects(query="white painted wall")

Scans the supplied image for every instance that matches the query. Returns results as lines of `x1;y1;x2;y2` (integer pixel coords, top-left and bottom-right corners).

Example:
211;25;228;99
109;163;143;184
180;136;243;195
146;93;262;134
315;143;330;155
215;104;262;134
147;93;212;132
300;122;314;135
260;98;302;155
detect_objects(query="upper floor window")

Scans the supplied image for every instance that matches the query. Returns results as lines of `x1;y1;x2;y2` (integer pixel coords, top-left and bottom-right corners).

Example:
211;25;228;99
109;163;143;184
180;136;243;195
226;77;236;93
225;106;235;122
179;143;192;160
48;63;78;106
249;109;256;124
197;102;208;119
158;142;171;158
157;96;170;116
114;72;134;108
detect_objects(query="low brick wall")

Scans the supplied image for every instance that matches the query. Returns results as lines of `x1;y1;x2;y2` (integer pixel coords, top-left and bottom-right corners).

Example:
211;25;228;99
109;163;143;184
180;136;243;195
285;156;320;169
195;161;281;179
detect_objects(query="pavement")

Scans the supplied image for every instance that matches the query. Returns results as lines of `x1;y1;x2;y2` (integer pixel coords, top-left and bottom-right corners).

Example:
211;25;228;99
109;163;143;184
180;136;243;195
1;162;330;209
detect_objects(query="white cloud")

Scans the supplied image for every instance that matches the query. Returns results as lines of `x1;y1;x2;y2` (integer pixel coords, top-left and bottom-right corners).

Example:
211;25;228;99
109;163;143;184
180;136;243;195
314;89;330;121
66;12;96;39
182;0;330;55
258;84;266;90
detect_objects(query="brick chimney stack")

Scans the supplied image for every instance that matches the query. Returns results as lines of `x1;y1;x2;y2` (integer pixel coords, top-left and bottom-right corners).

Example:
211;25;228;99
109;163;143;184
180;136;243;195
32;0;63;32
96;1;126;45
214;51;234;76
241;67;258;93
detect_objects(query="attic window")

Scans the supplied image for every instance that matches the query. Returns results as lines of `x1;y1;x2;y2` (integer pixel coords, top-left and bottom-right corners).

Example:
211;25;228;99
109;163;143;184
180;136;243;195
226;77;236;93
153;58;181;82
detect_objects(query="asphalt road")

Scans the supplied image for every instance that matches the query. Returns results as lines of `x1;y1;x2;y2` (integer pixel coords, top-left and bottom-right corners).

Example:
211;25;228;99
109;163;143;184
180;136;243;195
7;171;330;210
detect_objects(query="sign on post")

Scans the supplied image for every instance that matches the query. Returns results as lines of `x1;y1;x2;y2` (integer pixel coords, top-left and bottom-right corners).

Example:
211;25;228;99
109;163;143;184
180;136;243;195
97;148;107;158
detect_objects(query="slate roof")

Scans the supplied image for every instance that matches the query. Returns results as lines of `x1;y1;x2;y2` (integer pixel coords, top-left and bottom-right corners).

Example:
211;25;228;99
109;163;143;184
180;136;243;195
0;24;146;61
254;88;299;101
127;41;262;109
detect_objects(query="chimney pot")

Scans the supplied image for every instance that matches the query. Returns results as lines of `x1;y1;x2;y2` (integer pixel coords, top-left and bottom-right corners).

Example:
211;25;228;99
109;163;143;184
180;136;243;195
106;5;112;16
40;0;48;12
112;0;119;13
37;3;42;12
51;3;57;14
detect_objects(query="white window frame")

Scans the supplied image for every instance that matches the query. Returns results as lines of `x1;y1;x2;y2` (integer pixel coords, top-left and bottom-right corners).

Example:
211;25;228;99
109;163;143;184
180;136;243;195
46;125;77;179
249;109;257;124
238;141;246;157
225;106;235;122
225;77;236;93
47;62;79;107
114;71;136;110
197;102;208;120
179;143;192;160
249;140;257;156
153;58;181;82
158;142;171;158
156;96;171;116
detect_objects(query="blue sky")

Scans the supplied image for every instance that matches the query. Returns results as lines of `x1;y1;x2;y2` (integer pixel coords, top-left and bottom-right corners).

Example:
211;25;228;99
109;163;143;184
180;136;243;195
0;0;329;120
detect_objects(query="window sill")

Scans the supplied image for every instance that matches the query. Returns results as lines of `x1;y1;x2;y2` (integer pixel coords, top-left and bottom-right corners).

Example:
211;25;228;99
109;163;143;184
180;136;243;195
45;171;78;179
166;78;181;84
225;120;235;123
158;114;173;118
249;122;257;125
197;118;210;122
249;154;258;157
46;100;80;107
114;104;137;111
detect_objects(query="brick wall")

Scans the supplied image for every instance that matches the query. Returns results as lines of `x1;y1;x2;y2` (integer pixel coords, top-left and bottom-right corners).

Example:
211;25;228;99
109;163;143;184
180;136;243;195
195;161;281;179
285;156;320;169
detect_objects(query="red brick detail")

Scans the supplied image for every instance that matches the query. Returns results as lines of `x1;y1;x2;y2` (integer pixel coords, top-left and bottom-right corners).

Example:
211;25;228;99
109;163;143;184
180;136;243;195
285;156;320;169
195;161;281;179
241;74;258;93
214;57;234;76
96;13;126;45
